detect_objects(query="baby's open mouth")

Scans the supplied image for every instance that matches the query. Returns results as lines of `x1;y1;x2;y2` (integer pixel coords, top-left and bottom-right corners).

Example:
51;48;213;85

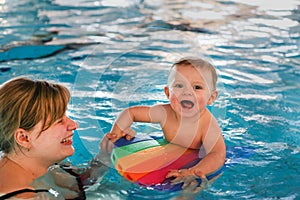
180;100;194;109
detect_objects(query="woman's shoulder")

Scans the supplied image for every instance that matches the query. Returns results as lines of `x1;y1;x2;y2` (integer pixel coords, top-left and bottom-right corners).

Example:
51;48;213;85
0;158;33;195
0;189;57;200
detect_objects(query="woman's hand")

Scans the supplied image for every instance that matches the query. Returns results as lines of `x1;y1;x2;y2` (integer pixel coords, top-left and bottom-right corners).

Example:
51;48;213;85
100;132;117;153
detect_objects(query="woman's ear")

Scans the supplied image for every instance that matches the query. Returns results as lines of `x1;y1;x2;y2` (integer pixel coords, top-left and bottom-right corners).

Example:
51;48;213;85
164;86;170;99
207;90;218;105
14;128;31;149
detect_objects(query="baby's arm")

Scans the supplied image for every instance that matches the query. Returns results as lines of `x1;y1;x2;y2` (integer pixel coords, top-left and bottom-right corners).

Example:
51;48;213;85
191;117;226;175
191;133;225;176
101;105;166;152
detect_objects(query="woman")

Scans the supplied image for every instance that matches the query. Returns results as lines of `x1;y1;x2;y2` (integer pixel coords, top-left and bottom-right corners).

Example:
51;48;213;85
0;77;84;199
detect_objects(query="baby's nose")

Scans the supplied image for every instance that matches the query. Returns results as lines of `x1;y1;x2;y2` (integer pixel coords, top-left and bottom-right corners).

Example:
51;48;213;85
183;86;193;95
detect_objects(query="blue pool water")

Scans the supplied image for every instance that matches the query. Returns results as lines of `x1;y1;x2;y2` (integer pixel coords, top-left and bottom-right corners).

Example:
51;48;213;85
1;0;299;199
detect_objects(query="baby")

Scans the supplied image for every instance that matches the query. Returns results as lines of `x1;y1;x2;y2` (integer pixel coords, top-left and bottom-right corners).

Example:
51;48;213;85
101;57;226;190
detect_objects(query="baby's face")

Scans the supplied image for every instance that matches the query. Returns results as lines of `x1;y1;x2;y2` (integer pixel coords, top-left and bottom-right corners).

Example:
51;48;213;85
167;64;215;118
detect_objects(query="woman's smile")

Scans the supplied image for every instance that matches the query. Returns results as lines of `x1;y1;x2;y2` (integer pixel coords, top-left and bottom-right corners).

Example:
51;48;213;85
60;134;73;145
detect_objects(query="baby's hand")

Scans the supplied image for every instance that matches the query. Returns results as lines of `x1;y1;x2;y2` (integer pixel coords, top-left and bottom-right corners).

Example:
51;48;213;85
122;127;136;140
100;127;136;153
166;169;208;193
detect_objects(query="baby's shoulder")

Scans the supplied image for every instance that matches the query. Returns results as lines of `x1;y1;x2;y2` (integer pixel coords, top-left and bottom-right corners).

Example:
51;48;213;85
203;108;217;120
160;104;178;117
199;109;221;131
148;104;176;123
151;103;172;112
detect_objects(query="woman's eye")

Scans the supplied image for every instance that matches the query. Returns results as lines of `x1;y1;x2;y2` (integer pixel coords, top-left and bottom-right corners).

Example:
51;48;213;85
56;118;64;124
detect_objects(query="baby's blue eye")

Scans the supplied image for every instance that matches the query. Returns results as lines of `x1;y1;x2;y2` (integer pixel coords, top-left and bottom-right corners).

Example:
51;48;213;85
174;83;184;88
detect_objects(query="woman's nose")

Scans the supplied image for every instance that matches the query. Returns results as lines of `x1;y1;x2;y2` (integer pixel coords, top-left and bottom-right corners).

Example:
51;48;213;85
67;117;78;130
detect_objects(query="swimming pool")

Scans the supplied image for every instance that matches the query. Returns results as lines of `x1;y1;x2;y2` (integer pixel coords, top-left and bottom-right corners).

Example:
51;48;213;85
1;0;299;199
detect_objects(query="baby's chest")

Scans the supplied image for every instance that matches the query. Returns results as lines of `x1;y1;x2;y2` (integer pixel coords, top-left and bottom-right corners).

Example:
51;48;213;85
163;126;203;149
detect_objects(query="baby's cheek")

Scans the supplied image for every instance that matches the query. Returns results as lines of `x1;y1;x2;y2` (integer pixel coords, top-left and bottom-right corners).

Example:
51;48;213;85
170;96;176;104
196;98;207;109
170;96;180;108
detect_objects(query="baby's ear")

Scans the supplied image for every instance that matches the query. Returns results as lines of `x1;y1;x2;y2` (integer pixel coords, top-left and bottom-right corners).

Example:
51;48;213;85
207;90;218;105
164;86;170;98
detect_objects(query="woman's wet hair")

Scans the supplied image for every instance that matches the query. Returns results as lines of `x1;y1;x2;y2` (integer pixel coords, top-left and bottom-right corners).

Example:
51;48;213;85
0;77;70;154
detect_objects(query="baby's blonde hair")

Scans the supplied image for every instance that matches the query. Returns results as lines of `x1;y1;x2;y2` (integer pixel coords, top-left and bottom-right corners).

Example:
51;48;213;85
170;57;218;90
0;77;70;154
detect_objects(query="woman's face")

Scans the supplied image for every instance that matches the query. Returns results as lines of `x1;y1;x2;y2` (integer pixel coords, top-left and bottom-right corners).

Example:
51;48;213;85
28;114;78;165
